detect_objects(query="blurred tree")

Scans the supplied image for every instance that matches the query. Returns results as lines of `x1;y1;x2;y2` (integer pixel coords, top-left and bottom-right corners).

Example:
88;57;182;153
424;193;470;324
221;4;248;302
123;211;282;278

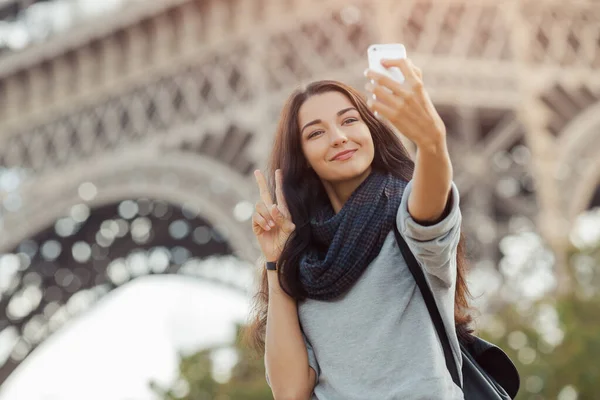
480;235;600;399
151;323;272;400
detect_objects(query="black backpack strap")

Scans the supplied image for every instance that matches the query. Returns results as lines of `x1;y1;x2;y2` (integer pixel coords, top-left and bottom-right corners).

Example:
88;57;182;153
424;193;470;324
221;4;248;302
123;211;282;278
393;225;462;389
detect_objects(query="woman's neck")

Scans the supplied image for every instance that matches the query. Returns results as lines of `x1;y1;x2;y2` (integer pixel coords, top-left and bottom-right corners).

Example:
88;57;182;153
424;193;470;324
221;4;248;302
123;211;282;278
321;167;372;213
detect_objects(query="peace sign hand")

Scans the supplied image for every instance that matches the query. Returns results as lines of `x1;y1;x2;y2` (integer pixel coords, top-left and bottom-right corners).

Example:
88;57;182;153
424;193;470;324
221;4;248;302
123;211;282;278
252;169;296;263
364;58;446;152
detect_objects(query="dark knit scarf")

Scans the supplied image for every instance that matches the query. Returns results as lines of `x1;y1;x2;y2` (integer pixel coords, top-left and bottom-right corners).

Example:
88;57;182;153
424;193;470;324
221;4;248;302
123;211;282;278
299;170;408;300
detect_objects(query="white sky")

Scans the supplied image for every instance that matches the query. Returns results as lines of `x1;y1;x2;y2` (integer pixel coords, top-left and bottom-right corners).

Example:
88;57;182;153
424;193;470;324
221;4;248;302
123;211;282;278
0;0;133;51
0;275;251;400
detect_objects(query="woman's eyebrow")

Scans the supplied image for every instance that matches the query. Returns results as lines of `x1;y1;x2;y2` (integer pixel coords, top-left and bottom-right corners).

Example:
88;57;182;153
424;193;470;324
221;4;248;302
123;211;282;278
300;107;357;134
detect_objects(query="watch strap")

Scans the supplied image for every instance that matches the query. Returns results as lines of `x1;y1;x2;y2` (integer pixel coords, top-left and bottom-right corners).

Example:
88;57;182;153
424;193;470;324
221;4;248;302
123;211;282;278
266;261;277;271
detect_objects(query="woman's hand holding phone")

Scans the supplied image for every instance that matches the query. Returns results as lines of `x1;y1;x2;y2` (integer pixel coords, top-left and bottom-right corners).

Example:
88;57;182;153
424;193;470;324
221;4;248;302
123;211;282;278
364;54;446;152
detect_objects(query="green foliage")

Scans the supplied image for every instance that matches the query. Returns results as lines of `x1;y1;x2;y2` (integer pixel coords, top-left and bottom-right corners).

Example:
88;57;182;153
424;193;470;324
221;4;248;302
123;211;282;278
479;240;600;399
480;291;600;399
151;324;272;400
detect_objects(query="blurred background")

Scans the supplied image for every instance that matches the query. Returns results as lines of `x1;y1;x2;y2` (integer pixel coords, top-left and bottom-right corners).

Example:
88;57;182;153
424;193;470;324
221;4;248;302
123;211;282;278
0;0;598;399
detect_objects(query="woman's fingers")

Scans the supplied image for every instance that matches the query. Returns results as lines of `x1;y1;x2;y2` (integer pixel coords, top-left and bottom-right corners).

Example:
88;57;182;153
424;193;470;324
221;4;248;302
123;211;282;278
274;170;283;207
254;169;274;209
366;97;397;120
408;59;423;80
254;168;295;235
254;202;275;231
364;69;407;97
274;169;290;217
270;204;295;233
270;204;282;224
365;81;404;109
366;83;423;121
254;202;295;236
252;211;271;233
381;58;422;90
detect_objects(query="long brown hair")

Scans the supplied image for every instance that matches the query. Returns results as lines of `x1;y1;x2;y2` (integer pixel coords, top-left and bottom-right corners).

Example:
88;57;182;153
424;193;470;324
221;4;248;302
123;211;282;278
244;80;473;355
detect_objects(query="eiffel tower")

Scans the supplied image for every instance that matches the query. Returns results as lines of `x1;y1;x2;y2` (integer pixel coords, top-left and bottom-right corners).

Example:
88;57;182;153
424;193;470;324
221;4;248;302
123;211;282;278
0;0;598;386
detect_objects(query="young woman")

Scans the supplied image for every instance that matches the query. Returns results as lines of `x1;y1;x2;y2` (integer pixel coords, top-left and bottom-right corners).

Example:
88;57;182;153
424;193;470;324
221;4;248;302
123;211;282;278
246;58;472;399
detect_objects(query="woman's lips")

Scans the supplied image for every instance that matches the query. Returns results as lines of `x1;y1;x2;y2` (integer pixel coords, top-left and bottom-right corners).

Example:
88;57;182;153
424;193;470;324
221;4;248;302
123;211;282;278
333;149;357;161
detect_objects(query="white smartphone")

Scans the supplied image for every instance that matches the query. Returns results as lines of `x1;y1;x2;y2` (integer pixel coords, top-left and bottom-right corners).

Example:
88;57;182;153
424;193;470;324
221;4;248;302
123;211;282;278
367;43;407;84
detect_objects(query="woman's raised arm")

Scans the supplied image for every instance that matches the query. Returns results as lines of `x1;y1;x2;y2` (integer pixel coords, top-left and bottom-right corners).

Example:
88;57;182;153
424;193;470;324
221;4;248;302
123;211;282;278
364;58;453;224
253;169;316;399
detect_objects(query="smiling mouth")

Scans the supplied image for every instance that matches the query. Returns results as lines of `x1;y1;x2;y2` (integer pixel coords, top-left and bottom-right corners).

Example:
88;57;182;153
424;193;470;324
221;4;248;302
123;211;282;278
332;149;357;161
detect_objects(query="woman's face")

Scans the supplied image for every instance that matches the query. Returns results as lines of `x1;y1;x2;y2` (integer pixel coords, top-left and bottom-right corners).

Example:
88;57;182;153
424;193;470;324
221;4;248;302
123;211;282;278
298;91;374;182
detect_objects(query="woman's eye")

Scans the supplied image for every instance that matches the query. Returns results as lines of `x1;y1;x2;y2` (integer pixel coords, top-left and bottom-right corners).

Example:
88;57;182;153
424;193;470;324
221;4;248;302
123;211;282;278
308;119;356;138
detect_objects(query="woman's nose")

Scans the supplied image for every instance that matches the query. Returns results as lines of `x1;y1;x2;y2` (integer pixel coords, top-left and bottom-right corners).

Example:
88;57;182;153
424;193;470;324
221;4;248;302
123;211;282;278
330;127;348;146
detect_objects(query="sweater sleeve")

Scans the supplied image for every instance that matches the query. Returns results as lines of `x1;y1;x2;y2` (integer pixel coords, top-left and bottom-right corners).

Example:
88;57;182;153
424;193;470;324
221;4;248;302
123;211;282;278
396;179;462;287
265;332;320;387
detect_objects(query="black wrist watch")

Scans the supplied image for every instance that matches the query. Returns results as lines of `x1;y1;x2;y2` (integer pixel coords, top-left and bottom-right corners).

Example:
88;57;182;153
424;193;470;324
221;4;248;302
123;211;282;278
266;261;277;271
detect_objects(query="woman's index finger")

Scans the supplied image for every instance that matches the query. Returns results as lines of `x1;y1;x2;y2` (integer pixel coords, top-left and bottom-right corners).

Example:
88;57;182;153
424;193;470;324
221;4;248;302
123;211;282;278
254;169;274;207
381;58;419;88
364;68;405;96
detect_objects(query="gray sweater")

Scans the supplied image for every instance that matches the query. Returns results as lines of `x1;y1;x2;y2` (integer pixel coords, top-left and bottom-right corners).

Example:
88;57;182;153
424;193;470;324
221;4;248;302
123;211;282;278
267;180;464;399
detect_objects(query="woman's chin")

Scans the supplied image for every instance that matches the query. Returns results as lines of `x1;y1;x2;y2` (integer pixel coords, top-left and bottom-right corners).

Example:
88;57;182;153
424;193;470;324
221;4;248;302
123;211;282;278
326;164;371;181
